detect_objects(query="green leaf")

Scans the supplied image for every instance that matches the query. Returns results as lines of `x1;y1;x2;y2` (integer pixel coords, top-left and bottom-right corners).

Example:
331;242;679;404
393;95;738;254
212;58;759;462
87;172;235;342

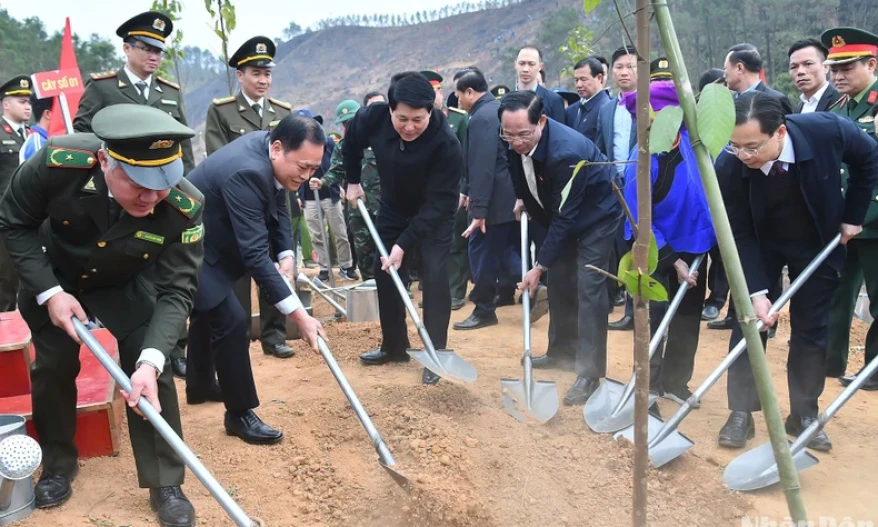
583;0;601;13
640;276;669;301
697;83;735;159
622;269;640;295
649;106;683;154
648;233;659;274
617;251;632;285
559;160;587;212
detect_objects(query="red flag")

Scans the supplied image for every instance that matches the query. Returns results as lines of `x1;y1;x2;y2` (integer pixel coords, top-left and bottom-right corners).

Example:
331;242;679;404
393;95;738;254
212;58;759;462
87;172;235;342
48;18;83;137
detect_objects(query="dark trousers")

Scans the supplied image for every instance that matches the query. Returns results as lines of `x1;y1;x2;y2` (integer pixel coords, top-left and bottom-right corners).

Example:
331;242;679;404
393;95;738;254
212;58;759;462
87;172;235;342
449;207;472;300
607;216;629;306
647;252;707;394
827;238;878;377
547;215;620;378
705;245;730;310
375;206;453;355
233;275;287;346
19;286;184;488
468;221;520;318
727;240;838;418
0;239;19;311
188;292;259;412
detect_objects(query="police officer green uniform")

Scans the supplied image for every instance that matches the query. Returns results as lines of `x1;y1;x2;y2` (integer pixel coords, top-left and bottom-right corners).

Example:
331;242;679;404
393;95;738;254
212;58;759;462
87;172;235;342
822;27;878;386
0;104;203;527
0;75;33;311
73;12;195;175
202;36;295;358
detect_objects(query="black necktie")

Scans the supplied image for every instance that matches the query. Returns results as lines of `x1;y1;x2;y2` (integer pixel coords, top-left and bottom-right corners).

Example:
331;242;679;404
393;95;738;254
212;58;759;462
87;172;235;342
770;163;788;178
136;81;148;101
252;103;262;118
108;199;123;226
17;128;26;140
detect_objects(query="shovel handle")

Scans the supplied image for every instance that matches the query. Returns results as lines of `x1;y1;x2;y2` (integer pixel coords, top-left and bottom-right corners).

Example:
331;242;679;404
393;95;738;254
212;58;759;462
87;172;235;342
71;318;257;527
520;213;531;356
306;275;348;316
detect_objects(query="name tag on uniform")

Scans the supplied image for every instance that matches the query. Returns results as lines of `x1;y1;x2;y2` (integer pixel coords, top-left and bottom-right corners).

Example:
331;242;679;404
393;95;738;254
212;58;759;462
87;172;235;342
181;224;203;244
161;99;178;107
1;140;15;145
858;115;874;123
135;231;165;245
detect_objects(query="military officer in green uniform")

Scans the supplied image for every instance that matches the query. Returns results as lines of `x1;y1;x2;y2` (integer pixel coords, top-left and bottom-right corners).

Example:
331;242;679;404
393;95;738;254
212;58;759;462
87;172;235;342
73;11;195;175
202;36;295;359
0;75;33;311
422;70;470;309
823;27;878;389
0;104;203;527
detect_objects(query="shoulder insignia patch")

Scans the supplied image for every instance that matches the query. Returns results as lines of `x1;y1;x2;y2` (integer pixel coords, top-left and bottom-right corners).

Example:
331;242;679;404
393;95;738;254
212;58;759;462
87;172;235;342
164;187;202;218
156;77;180;90
448;106;468;115
82;177;96;192
135;231;165;245
213;95;237;106
268;97;292;110
868;91;877;105
46;147;97;169
2;123;13;135
181;224;203;244
90;70;118;81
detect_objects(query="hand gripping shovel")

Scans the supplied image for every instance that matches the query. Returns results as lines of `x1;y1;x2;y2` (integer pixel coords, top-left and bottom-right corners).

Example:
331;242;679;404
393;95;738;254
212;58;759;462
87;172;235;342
500;212;559;423
614;234;842;468
356;199;477;384
71;318;261;527
584;254;705;433
724;350;878;491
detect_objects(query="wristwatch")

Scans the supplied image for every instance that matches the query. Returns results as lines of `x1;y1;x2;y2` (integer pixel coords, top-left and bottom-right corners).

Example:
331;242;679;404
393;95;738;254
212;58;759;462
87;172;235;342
534;262;549;272
135;360;161;379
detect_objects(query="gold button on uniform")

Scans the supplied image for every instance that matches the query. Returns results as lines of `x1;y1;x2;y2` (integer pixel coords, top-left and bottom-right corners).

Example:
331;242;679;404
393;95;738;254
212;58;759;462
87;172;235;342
62;220;70;226
97;241;107;248
91;268;97;273
143;253;150;259
81;274;89;279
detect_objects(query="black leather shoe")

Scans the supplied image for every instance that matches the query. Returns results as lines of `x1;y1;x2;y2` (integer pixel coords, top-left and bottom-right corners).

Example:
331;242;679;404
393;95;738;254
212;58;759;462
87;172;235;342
718;411;754;448
224;410;284;445
701;305;720;321
529;284;549;324
453;313;498;331
840;372;878;391
451;298;466;310
318;270;330;281
170;357;187;379
494;295;516;307
608;315;633;331
785;415;832;452
612;290;626;307
563;377;601;406
767;325;777;339
359;349;410;365
422;368;441;385
529;354;574;371
262;342;295;358
340;267;359;280
186;382;222;405
707;315;734;330
34;467;78;509
149;486;195;527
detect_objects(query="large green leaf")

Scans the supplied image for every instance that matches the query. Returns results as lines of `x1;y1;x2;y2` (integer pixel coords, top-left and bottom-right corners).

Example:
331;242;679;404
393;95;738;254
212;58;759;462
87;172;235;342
648;233;659;274
617;251;632;285
583;0;601;13
640;275;669;301
649;106;683;154
697;84;735;159
622;270;640;295
559;160;587;212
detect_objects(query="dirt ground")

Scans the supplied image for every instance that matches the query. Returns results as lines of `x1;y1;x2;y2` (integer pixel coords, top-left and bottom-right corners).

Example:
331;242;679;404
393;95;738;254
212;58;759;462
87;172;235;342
18;277;878;527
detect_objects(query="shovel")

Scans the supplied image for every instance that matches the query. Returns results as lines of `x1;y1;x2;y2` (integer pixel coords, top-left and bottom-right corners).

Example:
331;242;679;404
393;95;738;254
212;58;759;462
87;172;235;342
724;351;878;491
298;273;348;317
614;234;842;468
356;199;477;384
500;213;559;423
71;318;261;527
584;254;705;433
312;188;343;317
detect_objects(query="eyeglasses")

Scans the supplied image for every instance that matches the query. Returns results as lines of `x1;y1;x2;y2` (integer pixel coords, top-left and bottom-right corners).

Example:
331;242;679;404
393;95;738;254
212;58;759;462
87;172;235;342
725;133;775;159
132;43;165;57
500;129;537;143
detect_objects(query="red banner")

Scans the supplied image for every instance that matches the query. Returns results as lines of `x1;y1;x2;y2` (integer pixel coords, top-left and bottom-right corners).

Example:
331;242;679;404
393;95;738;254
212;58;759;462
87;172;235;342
32;69;84;99
48;18;84;137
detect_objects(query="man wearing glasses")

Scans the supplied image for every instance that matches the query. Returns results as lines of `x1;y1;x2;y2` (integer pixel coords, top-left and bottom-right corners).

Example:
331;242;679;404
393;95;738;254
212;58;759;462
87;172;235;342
714;91;878;451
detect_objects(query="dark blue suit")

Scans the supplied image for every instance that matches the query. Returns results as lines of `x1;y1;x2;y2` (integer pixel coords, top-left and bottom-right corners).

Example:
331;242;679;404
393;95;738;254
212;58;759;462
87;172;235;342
534;85;567;124
186;131;294;411
718;112;878;417
507;119;622;378
564;90;610;142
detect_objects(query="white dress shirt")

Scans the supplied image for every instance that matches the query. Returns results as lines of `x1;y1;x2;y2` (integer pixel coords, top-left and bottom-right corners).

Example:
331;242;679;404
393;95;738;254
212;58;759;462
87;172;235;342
798;82;829;114
124;67;152;99
522;142;544;209
242;92;265;117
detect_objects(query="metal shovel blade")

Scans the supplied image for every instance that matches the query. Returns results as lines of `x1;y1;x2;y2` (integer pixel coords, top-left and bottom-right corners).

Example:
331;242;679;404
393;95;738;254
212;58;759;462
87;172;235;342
723;442;819;491
407;348;478;384
584;379;658;433
614;414;694;468
380;461;412;491
499;378;559;424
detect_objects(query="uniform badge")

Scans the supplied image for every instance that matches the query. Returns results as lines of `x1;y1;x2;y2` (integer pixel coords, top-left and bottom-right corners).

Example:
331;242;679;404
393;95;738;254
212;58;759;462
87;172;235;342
832;35;846;47
859;115;875;124
135;231;165;245
153;18;166;31
165;187;202;218
868;91;877;105
658;59;668;68
181;224;203;244
498;88;506;95
161;99;178;107
256;43;267;54
149;139;175;149
82;177;97;192
19;79;29;88
2;123;11;135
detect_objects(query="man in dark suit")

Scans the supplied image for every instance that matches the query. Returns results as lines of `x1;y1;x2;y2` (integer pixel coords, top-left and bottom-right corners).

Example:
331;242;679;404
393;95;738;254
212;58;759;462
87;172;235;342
186;114;326;445
514;46;566;123
501;91;623;403
565;57;611;142
724;43;794;114
788;38;841;114
453;68;519;330
715;92;878;451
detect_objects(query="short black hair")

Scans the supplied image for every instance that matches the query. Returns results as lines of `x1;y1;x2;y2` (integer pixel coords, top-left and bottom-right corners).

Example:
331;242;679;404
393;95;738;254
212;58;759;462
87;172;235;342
270;113;327;152
727;43;763;73
697;68;726;93
363;91;386;105
387;71;435;111
498;90;544;125
611;46;638;66
539;69;546;82
518;45;542;61
452;66;479;82
455;68;489;93
573;57;604;78
30;95;53;121
734;91;786;135
787;38;829;60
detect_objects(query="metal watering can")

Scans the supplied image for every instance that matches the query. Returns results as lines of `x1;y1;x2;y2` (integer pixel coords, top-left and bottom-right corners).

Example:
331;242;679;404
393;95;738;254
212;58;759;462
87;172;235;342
0;415;42;526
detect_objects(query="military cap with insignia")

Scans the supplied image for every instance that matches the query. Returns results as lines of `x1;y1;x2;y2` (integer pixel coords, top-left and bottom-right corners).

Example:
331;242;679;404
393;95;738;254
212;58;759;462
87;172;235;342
420;70;444;90
554;88;580;106
335;100;360;124
229;36;276;69
0;75;33;99
821;27;878;65
650;57;673;81
116;11;173;50
490;85;511;99
92;104;195;190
